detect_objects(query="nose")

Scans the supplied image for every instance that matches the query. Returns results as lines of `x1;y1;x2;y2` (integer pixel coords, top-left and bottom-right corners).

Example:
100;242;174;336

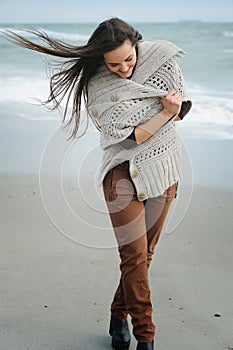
120;62;128;72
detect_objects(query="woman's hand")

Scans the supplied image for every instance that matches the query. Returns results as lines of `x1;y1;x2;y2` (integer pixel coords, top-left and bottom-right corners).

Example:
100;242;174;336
134;90;183;145
160;90;182;118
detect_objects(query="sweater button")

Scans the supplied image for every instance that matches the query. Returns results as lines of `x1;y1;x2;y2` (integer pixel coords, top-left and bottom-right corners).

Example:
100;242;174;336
138;192;147;201
111;94;120;102
91;108;98;118
130;170;138;178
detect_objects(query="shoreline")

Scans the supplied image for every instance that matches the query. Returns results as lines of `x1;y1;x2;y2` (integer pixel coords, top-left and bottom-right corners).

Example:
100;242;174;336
1;115;233;190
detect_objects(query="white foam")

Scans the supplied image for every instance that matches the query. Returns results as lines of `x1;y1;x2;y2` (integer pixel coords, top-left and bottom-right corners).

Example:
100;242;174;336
0;27;89;42
188;85;233;124
223;31;233;37
38;28;90;42
0;76;49;102
1;76;233;139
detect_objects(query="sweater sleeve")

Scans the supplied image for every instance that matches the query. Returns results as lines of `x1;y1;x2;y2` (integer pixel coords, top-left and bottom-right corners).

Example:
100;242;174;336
147;58;192;119
120;129;137;149
178;100;192;119
98;97;159;150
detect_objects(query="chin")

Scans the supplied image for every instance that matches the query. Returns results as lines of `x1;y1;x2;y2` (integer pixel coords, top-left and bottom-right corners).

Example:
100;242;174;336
119;70;133;79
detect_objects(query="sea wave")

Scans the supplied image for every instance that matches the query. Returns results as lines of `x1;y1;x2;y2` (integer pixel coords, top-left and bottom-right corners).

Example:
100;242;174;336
0;76;49;102
223;31;233;38
1;77;233;139
0;27;89;42
188;86;233;127
39;28;90;42
224;49;233;54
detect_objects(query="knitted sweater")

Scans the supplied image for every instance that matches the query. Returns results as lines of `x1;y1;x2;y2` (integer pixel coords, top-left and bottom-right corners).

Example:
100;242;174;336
87;40;190;201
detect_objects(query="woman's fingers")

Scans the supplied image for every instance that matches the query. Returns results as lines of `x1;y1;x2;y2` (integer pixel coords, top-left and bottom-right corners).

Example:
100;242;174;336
160;90;182;115
167;89;177;96
161;90;182;103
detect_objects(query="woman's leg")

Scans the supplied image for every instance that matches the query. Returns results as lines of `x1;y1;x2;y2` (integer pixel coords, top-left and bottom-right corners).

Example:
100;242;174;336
145;183;178;267
103;163;155;342
117;235;155;342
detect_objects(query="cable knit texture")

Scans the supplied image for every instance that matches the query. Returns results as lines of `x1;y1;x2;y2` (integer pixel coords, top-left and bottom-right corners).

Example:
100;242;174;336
87;40;190;200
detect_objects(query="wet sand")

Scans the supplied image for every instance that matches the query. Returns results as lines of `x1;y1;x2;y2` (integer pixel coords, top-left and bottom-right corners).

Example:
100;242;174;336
1;116;233;349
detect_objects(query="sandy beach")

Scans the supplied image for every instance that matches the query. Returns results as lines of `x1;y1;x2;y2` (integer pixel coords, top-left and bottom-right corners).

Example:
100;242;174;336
1;116;233;350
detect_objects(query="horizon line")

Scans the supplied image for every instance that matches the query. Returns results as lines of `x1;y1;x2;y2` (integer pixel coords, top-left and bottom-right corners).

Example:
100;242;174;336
0;19;232;25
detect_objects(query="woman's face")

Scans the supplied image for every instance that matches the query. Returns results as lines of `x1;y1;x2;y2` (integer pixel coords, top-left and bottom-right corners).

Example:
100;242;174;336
103;39;137;79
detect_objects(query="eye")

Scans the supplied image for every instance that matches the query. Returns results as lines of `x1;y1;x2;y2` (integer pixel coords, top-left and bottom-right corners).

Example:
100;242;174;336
125;56;133;62
109;63;118;67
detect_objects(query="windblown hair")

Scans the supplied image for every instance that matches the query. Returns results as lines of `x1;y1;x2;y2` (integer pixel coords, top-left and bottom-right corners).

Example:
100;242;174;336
4;18;142;138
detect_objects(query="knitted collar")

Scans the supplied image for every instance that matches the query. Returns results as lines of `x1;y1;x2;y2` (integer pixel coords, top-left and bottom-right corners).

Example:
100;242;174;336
87;40;185;119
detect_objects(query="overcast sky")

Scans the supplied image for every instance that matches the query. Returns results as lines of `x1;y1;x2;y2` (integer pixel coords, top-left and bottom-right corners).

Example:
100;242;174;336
0;0;232;23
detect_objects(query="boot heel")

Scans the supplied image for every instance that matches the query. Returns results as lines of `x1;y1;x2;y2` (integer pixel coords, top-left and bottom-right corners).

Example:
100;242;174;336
112;339;130;350
136;339;154;350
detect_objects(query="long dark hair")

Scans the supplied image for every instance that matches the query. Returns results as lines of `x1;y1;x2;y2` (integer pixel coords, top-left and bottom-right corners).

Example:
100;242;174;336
4;18;142;138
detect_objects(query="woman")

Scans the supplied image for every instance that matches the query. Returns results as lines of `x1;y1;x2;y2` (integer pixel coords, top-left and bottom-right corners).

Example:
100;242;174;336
4;18;192;350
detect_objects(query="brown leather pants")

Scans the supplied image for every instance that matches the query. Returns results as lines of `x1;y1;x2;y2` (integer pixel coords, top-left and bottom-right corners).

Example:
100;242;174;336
103;161;178;342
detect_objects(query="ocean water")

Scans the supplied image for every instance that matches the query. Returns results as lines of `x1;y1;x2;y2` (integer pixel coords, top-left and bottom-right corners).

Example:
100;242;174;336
0;21;233;140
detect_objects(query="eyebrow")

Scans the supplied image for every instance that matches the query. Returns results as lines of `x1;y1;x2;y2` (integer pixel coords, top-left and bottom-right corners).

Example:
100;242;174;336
107;54;132;65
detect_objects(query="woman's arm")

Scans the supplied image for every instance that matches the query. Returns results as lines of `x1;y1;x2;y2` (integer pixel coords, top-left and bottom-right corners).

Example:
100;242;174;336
134;90;182;145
